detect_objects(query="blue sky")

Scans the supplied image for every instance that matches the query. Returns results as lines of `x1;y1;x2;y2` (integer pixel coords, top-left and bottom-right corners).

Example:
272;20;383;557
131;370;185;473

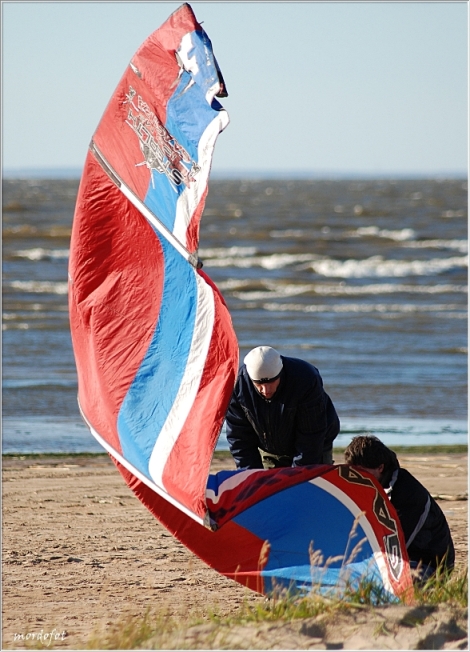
2;1;468;177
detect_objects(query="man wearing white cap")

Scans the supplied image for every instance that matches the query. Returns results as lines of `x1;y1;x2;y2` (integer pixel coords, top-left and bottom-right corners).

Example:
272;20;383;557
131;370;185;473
225;346;340;469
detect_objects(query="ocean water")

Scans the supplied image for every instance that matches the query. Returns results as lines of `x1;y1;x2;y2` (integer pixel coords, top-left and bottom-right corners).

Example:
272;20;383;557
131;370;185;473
2;177;468;453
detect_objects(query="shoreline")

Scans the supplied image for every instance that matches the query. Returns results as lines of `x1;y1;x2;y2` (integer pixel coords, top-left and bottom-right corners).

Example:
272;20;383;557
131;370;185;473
2;443;468;459
2;450;467;649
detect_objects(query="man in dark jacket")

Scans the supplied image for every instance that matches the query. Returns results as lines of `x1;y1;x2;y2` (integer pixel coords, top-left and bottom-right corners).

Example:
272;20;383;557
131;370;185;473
225;346;340;469
344;435;455;580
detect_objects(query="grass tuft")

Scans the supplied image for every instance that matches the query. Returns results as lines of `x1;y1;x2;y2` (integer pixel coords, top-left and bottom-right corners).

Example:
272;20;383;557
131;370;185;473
413;565;468;607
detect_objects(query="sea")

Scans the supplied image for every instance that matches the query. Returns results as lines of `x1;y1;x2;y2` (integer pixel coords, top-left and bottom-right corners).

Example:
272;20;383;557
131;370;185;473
2;176;468;454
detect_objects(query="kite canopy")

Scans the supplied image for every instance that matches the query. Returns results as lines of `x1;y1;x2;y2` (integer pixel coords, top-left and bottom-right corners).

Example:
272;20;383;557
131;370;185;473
69;2;238;522
69;3;413;602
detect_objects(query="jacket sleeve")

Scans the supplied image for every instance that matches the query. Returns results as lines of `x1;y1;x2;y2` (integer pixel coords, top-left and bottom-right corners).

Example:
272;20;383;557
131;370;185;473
225;398;263;470
291;386;329;466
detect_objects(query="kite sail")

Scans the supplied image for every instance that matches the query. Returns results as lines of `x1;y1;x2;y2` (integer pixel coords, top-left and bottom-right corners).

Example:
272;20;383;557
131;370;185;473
69;2;237;523
69;2;413;602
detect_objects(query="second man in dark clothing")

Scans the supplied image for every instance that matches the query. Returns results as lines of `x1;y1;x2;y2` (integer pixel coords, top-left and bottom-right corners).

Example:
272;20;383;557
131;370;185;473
226;346;340;469
344;434;455;580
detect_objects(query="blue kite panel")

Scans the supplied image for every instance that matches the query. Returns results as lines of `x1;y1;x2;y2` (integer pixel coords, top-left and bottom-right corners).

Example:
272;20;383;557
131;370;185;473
234;481;374;570
117;235;197;476
143;30;225;234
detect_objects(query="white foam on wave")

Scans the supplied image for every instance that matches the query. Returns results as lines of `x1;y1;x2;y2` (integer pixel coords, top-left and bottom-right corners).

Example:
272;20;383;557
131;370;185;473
199;246;257;258
312;282;467;296
13;248;70;261
345;225;466;254
217;279;253;291
403;239;467;253
4;309;54;321
305;255;468;278
205;252;317;270
442;209;466;218
2;322;30;331
199;245;467;277
8;280;68;294
233;283;314;300
200;245;318;269
230;282;467;301
261;302;465;315
349;226;415;241
3;306;69;330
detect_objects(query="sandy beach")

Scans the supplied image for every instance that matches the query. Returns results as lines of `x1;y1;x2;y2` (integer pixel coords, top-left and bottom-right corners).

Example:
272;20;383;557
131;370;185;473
2;450;467;650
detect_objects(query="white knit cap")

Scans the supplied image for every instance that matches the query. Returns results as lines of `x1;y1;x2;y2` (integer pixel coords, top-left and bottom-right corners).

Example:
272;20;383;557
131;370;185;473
244;346;283;382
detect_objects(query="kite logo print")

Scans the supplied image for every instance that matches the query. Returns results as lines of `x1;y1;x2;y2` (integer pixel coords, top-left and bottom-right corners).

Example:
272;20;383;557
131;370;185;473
373;492;403;581
338;466;404;582
124;86;200;188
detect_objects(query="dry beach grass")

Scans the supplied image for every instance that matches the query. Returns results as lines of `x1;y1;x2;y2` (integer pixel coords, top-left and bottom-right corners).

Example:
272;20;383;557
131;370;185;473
2;450;467;650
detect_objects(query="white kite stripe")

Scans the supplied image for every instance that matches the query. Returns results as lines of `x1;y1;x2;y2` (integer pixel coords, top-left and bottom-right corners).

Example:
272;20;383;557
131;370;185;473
310;476;395;596
173;112;229;247
148;271;215;487
77;399;205;526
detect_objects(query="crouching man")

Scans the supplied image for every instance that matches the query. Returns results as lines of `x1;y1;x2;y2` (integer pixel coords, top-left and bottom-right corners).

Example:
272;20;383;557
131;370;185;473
226;346;340;469
344;435;455;581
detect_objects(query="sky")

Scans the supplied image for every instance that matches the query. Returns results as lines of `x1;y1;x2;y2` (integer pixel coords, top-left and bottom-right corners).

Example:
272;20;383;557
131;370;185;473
2;1;468;178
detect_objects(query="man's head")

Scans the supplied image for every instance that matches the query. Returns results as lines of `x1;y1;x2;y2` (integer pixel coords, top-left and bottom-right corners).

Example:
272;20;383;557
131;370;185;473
244;346;283;399
344;435;399;485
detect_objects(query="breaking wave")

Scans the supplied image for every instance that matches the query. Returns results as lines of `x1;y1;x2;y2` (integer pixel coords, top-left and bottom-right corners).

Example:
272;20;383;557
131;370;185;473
303;255;468;278
11;248;70;261
201;247;467;277
7;280;68;294
261;302;465;315
224;281;467;301
348;226;415;241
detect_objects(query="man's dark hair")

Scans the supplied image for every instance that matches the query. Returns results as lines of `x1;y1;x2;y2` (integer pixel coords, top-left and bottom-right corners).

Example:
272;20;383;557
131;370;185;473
344;435;399;483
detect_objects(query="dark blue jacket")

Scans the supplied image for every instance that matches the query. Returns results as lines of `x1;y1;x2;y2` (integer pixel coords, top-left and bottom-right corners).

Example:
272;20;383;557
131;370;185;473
225;356;340;469
387;468;455;570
